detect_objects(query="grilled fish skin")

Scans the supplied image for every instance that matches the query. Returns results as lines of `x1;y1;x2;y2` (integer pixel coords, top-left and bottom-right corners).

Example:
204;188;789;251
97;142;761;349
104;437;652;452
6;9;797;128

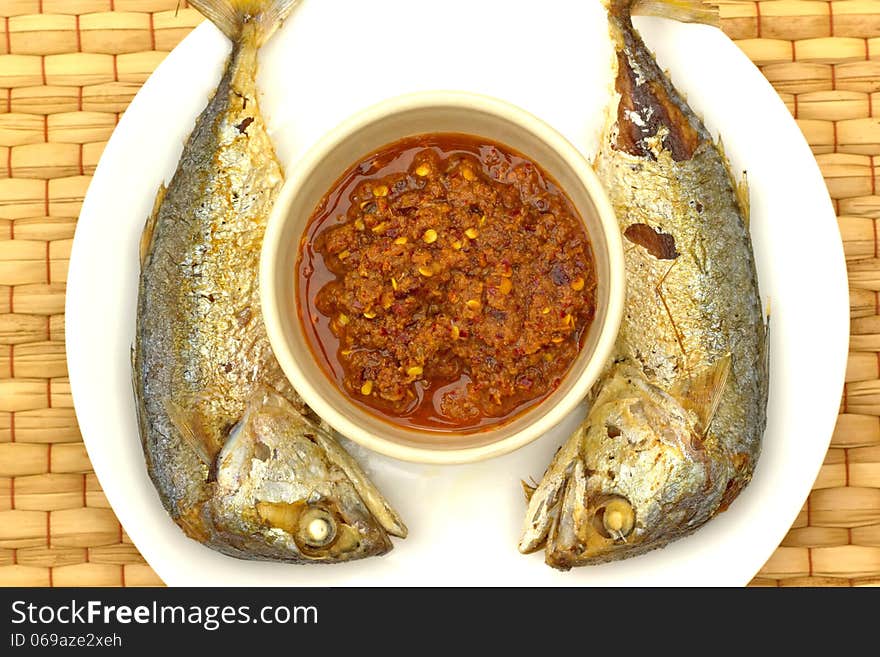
519;0;768;568
133;0;406;563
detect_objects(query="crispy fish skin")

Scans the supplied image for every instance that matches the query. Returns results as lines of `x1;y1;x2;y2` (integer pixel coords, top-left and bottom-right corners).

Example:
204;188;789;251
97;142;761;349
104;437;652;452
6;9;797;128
133;0;405;563
520;0;768;568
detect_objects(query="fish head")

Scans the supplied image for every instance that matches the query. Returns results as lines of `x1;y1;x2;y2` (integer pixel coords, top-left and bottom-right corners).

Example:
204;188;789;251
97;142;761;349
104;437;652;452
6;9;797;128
546;366;728;568
207;389;398;562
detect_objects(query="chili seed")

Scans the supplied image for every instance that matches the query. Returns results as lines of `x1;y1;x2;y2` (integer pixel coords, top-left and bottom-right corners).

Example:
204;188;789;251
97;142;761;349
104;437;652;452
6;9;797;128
361;380;373;395
354;218;365;231
499;278;513;295
406;365;424;377
363;310;376;319
571;277;585;291
338;249;350;261
462;167;477;181
465;228;479;239
415;164;430;177
418;266;433;277
394;236;408;245
423;229;438;244
452;240;463;250
391;277;398;291
372;184;389;197
466;299;481;310
338;313;350;325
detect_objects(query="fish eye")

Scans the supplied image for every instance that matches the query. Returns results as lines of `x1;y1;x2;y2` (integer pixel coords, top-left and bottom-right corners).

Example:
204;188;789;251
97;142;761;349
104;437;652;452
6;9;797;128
256;501;343;553
592;496;635;540
296;507;338;549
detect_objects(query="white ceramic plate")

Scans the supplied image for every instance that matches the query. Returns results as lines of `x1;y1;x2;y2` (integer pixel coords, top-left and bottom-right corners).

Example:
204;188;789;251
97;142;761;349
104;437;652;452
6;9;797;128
66;0;848;586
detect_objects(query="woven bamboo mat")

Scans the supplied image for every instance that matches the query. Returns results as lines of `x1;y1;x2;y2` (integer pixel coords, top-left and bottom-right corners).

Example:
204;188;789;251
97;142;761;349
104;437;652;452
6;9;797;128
0;0;876;588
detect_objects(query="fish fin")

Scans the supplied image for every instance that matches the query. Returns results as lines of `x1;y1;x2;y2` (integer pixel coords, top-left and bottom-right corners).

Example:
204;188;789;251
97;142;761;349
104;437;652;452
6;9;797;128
737;170;750;230
189;0;302;46
130;346;152;466
163;398;219;467
139;183;166;269
312;429;408;539
714;137;750;228
762;304;771;382
521;480;536;503
624;0;720;26
671;354;731;436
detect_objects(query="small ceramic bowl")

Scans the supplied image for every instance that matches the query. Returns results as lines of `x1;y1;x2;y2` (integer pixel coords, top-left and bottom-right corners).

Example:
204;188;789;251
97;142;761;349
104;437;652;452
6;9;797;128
261;91;623;464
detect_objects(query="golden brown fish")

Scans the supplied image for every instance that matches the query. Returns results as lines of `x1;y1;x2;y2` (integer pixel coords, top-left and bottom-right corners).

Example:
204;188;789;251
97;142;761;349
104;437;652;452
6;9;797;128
133;0;406;563
519;0;768;568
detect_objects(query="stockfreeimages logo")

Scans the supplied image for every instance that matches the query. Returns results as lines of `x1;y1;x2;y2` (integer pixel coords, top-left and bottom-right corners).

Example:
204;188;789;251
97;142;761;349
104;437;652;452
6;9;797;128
10;600;318;631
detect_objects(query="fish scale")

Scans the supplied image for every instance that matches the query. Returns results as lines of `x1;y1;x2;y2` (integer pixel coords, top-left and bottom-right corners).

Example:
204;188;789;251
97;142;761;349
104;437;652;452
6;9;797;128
519;0;768;568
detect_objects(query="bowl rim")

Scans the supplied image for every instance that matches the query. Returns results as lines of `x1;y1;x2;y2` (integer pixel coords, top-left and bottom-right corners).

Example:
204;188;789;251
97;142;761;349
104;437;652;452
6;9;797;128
261;90;624;464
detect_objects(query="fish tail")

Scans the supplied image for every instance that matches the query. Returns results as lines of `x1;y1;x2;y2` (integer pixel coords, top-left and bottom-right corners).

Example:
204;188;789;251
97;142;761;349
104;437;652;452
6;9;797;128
608;0;719;25
189;0;301;46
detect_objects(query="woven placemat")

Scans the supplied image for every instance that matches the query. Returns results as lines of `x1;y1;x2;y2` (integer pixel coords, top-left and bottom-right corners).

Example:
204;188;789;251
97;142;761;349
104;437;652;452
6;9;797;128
0;0;876;588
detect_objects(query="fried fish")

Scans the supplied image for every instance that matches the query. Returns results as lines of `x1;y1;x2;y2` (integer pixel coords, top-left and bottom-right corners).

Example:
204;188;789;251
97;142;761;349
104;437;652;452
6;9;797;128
520;0;768;568
134;0;406;563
